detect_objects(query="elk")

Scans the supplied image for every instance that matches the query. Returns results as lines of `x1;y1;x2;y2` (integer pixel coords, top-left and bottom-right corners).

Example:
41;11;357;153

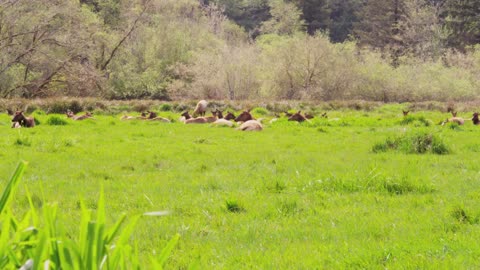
11;111;35;128
224;112;236;121
402;110;409;116
193;100;208;117
237;120;263;131
185;117;208;124
472;112;479;125
120;113;147;120
235;110;254;122
305;113;315;119
214;109;224;119
442;117;464;126
288;111;307;122
181;111;209;124
204;110;218;123
212;118;234;127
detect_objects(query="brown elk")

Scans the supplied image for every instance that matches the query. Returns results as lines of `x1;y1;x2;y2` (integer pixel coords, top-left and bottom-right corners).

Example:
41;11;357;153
442;117;464;126
213;118;234;127
237;120;263;131
193;100;208;117
11;111;35;128
284;111;293;117
402;110;409;116
288;111;307;122
224;112;236;121
185;117;208;124
204;110;218;123
214;109;224;119
305;113;315;119
472;112;479;125
235;110;254;122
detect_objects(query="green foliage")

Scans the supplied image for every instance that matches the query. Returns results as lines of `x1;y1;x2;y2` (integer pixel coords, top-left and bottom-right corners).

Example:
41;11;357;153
46;116;69;126
373;130;450;154
225;199;245;213
0;162;178;269
251;107;269;116
2;105;480;268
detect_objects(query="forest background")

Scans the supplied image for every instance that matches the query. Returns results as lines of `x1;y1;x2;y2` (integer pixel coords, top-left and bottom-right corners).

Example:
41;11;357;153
0;0;479;103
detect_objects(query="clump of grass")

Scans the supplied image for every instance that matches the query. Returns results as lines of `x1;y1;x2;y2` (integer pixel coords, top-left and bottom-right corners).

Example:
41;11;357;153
372;131;449;154
398;115;432;127
312;174;435;195
0;162;179;269
225;199;245;213
451;206;478;224
277;200;298;216
159;103;172;111
14;137;31;146
446;122;462;131
251;107;269;116
46;115;68;125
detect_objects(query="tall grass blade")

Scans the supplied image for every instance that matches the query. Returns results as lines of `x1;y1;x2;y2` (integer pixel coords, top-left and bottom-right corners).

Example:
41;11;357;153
0;161;27;215
155;233;180;267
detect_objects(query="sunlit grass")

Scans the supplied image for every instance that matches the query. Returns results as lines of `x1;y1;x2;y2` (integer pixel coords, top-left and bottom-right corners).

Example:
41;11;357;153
1;108;480;268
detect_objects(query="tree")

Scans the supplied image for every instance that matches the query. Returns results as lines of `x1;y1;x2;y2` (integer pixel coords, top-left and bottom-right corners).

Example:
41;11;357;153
442;0;480;52
0;0;105;98
260;0;305;35
290;0;330;35
329;0;361;42
354;0;407;66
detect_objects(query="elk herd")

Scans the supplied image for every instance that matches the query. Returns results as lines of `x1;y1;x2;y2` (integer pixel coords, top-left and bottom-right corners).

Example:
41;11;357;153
4;100;480;131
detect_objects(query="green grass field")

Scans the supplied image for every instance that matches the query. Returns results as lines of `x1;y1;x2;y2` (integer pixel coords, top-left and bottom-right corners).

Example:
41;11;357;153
1;104;480;269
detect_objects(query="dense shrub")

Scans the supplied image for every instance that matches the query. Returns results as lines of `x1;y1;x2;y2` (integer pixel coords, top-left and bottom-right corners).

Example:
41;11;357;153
372;131;449;154
46;116;69;126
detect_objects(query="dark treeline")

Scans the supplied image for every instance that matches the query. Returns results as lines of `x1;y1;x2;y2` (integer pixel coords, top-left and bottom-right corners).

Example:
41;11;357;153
0;0;479;102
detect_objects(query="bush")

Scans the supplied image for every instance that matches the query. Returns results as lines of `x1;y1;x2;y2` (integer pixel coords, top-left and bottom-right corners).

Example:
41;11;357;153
372;131;449;154
160;103;173;111
251;107;269;116
46;116;69;126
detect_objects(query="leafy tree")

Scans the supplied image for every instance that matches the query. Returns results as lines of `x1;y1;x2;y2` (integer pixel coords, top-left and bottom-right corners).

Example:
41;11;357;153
442;0;480;52
354;0;407;66
260;0;305;35
290;0;330;35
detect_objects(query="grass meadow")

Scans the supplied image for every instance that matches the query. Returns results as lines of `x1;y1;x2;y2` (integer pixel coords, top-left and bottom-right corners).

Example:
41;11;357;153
1;104;480;269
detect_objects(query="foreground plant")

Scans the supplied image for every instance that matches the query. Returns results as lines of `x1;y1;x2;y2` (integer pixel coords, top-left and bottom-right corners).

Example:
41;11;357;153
0;162;178;269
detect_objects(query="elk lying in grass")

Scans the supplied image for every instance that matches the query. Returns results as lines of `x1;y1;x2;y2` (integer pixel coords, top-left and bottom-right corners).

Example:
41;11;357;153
193;100;208;117
441;111;464;126
288;111;308;122
214;109;223;119
237;120;263;131
144;111;170;122
224;112;236;121
67;111;94;120
472;112;479;125
402;110;409;116
11;111;35;128
180;111;209;124
212;118;234;127
235;110;254;122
